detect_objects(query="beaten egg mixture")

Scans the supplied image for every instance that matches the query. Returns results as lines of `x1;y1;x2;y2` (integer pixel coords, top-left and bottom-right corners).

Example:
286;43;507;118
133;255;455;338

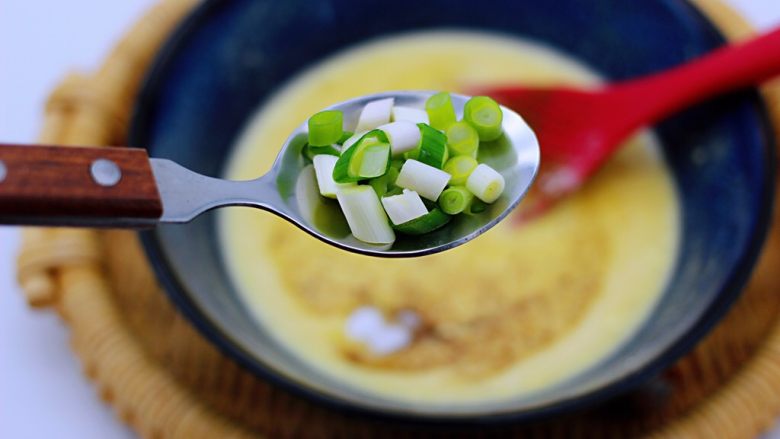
219;32;679;404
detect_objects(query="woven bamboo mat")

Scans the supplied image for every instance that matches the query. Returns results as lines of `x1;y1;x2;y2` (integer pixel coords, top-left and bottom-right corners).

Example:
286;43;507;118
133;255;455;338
15;0;780;437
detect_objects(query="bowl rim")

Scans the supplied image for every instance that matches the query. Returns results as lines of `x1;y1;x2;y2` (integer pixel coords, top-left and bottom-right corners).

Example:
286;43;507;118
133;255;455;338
130;0;777;425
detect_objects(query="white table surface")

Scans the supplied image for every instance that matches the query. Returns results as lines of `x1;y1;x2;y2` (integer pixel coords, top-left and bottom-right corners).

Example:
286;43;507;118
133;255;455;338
1;1;779;437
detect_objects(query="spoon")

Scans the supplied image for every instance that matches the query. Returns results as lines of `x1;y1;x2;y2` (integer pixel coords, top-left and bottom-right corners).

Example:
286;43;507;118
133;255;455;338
480;26;780;218
0;91;539;257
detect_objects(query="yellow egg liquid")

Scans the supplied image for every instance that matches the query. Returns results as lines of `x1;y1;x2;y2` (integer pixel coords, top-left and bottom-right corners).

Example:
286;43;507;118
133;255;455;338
219;31;679;404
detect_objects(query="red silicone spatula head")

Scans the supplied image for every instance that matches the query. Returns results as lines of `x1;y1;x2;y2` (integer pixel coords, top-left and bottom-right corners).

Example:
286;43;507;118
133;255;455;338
476;26;780;220
482;86;618;220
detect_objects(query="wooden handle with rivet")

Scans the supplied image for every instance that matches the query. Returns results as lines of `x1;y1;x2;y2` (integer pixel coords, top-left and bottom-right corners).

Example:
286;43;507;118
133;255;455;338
0;144;162;228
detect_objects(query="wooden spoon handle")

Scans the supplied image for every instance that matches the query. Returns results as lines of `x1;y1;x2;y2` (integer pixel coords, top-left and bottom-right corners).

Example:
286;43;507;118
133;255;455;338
0;144;162;228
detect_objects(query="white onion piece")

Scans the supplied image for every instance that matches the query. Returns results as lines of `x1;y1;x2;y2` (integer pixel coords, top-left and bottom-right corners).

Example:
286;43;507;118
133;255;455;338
378;121;421;156
395;159;451;201
392;106;429;124
335;185;395;244
466;163;505;203
380;190;428;225
355;98;394;132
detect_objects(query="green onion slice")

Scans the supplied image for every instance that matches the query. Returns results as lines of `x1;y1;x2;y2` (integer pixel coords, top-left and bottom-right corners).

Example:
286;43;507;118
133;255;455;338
337;131;354;145
390;159;404;171
443;155;478;186
393;208;451;235
425;92;457;131
385;186;404;197
414;123;448;169
308;110;344;146
463;96;503;141
395;159;452;201
336;185;395;244
381;190;428;225
312;154;353;199
465;198;488;215
446;121;479;157
369;166;399;198
466;163;505;203
303;144;340;161
438;186;475;215
351;143;390;179
333;130;390;183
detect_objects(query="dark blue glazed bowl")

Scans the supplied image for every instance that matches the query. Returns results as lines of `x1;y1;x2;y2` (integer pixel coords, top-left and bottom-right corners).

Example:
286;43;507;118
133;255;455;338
130;0;775;423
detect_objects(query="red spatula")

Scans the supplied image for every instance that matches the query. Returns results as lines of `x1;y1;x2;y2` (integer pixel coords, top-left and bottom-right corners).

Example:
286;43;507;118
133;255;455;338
480;27;780;219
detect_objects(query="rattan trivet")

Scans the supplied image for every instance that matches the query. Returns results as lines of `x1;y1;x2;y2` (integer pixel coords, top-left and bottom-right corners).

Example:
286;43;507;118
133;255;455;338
16;0;780;437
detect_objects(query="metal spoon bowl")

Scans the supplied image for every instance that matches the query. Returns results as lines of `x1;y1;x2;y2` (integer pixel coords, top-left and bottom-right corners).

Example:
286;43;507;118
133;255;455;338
0;92;539;257
151;91;540;257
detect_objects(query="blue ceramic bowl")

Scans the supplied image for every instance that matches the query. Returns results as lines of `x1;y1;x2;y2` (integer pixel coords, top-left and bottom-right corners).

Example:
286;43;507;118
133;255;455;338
130;0;775;423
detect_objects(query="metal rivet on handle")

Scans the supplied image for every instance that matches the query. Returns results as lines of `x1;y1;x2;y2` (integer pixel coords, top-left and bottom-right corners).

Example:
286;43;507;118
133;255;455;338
0;160;6;183
90;159;122;187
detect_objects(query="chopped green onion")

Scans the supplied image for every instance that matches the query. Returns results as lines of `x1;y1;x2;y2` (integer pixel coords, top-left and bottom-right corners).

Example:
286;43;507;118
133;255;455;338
393;208;451;235
385;186;404;197
312;155;352;198
381;190;428;225
356;98;394;132
463;96;503;141
465;199;488;215
443;155;478;186
446;121;479;157
390;159;404;171
351;143;391;179
334;135;368;183
341;131;366;152
466;163;505;203
425;92;456;131
335;185;395;244
369;166;399;198
395;159;451;201
438;186;475;215
308;110;344;146
302;92;508;245
337;131;354;145
414;123;448;169
392;106;429;124
378;121;421;157
333;130;389;183
369;178;387;198
304;144;340;161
